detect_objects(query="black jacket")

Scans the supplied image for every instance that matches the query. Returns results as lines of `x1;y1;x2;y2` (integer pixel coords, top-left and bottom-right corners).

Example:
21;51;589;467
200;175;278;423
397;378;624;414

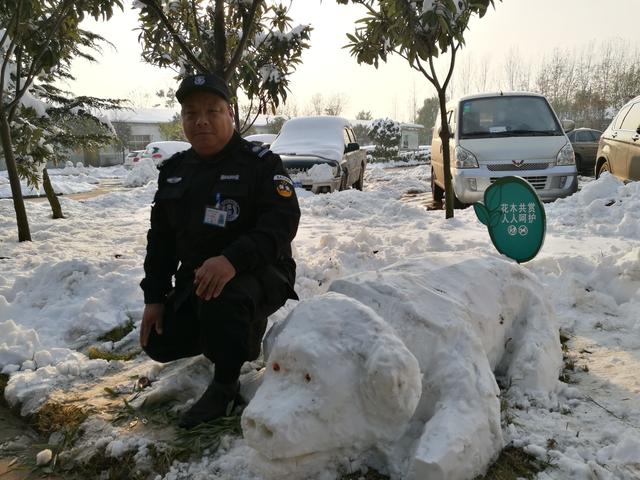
141;133;300;304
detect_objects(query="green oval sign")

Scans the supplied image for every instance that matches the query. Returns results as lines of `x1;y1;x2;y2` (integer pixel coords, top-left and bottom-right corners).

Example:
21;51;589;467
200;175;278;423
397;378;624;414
473;176;546;263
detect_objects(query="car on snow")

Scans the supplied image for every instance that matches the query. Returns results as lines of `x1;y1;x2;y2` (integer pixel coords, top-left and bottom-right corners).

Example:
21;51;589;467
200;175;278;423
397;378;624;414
141;141;191;166
566;127;602;176
595;94;640;182
430;92;578;207
269;116;367;194
244;133;278;147
124;149;145;167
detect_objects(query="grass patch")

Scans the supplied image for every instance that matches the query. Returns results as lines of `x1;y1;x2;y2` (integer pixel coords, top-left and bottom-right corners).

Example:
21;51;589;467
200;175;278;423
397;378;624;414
86;346;140;361
97;319;135;343
32;402;89;437
558;329;578;383
174;414;243;455
475;446;547;480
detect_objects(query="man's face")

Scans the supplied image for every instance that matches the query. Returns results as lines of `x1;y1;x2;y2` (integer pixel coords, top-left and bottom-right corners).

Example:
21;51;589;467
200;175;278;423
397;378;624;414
181;91;235;156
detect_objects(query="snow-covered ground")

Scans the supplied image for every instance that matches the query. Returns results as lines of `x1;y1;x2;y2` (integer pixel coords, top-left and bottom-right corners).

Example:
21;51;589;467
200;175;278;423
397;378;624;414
0;162;639;479
0;162;129;199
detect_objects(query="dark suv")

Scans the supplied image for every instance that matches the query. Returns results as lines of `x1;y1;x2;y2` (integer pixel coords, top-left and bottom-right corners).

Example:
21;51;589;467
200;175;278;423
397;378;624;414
567;128;601;176
595;95;640;181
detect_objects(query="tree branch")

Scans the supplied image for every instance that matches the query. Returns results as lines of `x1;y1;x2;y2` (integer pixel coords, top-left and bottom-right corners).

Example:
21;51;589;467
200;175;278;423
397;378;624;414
139;0;208;73
8;0;74;121
0;5;20;108
225;0;263;83
190;0;202;47
213;0;226;74
442;40;459;91
428;54;441;91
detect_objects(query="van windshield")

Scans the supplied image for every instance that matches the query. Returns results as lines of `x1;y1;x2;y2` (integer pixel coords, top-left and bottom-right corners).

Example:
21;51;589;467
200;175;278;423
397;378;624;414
459;96;563;139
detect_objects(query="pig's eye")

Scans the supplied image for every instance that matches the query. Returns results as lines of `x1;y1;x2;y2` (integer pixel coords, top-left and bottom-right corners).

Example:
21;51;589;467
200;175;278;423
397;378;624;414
304;373;311;383
272;362;281;372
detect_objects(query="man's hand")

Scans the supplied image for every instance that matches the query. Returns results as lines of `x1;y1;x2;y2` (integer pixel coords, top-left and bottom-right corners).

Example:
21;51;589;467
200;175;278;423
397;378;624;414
194;255;237;300
140;303;164;348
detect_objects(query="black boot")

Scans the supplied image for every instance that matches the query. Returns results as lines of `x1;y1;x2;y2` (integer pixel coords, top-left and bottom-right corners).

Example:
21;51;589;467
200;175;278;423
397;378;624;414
178;380;240;429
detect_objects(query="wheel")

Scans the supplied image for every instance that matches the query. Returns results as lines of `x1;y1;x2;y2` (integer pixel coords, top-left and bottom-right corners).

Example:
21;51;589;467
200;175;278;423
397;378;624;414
353;164;364;190
339;170;349;191
453;193;468;209
596;160;610;179
431;166;444;202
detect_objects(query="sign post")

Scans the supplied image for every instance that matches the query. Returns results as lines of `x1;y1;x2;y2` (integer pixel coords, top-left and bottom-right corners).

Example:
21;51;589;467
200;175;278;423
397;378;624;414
473;177;546;263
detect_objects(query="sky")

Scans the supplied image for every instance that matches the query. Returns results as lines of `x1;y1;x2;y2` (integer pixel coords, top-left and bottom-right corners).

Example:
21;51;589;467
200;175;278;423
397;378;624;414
2;162;640;478
66;0;640;121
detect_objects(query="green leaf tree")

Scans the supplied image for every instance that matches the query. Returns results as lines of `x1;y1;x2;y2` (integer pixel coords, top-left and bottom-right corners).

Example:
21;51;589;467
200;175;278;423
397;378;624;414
159;112;187;141
415;96;438;144
368;117;400;161
135;0;312;133
1;0;123;241
337;0;499;218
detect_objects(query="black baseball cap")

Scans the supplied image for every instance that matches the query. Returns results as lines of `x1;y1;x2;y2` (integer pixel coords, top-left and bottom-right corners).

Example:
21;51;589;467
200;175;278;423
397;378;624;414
175;73;231;104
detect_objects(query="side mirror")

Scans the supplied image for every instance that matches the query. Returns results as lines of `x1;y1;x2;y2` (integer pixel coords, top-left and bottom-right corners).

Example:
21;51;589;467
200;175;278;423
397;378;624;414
561;119;575;133
345;142;360;153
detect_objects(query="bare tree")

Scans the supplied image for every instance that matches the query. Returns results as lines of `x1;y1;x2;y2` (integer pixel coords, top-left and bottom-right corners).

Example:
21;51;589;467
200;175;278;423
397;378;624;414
309;93;325;115
324;93;348;116
474;54;491;93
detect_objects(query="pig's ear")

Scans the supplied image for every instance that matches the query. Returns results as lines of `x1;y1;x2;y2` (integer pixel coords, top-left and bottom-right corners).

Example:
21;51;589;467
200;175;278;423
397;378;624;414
360;340;422;426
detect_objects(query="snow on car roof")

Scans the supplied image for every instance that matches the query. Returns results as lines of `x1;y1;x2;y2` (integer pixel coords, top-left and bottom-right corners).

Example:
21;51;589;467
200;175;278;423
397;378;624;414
270;116;351;162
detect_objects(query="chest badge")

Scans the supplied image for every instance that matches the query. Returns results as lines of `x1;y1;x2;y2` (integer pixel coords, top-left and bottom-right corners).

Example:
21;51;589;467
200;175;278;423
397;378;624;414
167;176;182;184
219;199;240;222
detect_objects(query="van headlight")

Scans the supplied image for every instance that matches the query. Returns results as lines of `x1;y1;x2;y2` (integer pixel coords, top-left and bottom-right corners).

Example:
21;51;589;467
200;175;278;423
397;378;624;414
556;143;575;166
455;146;479;168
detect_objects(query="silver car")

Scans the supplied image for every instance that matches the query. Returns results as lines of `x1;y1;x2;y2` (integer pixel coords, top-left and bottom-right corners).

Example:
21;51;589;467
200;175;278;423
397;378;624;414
431;92;578;207
270;116;367;194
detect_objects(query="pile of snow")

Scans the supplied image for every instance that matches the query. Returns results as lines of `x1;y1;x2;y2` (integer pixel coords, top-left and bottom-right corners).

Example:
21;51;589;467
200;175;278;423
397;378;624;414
123;158;158;188
0;163;128;199
1;164;640;479
289;163;335;184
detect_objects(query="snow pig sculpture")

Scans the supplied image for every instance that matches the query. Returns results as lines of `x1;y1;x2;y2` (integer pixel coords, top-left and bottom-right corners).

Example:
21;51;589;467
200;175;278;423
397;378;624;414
242;253;562;480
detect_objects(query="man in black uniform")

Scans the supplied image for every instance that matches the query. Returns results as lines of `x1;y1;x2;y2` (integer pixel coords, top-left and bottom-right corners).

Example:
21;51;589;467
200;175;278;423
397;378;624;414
139;73;300;429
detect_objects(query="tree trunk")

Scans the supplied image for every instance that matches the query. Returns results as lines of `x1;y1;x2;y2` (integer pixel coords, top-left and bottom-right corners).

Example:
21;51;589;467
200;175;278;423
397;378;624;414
437;91;454;219
0;111;31;241
42;168;64;219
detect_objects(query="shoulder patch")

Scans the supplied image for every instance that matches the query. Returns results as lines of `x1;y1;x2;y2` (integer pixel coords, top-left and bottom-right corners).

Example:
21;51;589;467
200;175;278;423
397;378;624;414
274;174;294;198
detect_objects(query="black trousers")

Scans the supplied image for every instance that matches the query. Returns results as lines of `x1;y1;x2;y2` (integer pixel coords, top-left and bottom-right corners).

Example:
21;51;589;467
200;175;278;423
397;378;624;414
143;265;293;384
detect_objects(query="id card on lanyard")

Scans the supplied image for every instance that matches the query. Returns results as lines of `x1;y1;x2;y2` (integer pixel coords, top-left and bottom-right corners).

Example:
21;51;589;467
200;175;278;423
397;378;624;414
203;193;227;227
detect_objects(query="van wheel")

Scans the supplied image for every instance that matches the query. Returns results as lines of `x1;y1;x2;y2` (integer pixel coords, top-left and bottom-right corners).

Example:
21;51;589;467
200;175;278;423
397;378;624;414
353;164;364;190
431;166;444;202
453;193;468;209
597;160;610;179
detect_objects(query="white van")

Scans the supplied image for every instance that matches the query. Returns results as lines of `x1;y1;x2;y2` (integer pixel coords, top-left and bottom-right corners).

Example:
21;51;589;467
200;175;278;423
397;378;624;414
430;92;578;206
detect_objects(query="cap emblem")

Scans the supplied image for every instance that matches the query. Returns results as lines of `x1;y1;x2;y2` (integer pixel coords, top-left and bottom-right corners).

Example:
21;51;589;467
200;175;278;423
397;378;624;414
194;75;205;85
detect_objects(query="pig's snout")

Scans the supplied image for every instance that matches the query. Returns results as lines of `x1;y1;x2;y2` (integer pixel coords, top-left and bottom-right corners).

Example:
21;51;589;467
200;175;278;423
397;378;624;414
243;415;275;441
